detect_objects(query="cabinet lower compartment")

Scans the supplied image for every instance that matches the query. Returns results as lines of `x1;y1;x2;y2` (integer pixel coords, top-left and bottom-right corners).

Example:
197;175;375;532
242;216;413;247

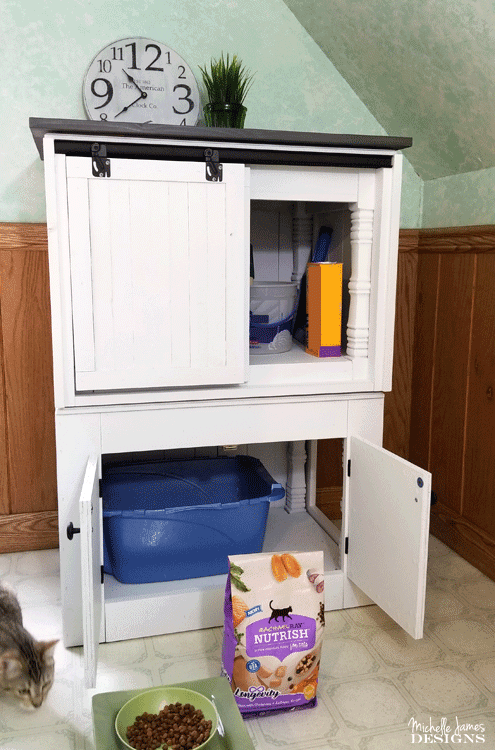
65;397;431;688
102;506;342;642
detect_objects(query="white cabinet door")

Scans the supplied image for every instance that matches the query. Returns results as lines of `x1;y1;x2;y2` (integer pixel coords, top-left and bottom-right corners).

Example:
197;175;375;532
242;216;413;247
79;455;103;688
65;157;247;392
347;436;431;639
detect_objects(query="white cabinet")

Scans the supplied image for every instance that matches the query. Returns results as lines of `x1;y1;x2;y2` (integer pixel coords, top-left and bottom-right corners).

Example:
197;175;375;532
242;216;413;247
30;119;430;688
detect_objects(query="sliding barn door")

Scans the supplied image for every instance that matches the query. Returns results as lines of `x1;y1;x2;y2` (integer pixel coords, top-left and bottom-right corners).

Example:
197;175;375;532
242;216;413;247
65;157;247;392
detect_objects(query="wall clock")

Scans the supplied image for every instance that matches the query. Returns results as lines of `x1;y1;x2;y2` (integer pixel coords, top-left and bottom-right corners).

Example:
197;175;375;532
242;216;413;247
82;37;200;125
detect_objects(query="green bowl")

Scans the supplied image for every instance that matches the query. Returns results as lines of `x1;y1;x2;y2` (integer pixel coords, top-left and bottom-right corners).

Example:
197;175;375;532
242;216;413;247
115;686;218;750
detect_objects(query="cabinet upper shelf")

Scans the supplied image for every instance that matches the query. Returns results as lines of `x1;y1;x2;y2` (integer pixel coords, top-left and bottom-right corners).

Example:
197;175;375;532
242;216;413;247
29;117;412;163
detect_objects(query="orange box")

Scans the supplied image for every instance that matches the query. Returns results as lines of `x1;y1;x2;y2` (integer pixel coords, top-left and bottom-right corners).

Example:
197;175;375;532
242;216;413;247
306;262;343;357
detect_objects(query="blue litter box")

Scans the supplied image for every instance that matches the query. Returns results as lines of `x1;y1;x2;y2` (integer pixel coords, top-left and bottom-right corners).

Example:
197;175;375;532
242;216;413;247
101;455;285;584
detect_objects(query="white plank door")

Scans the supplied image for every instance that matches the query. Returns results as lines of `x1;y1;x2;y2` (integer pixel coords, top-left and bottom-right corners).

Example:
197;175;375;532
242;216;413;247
347;436;431;639
79;455;103;688
65;157;247;392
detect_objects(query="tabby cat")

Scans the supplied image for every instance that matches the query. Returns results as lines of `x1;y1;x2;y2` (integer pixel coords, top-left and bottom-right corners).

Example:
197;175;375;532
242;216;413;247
0;582;57;708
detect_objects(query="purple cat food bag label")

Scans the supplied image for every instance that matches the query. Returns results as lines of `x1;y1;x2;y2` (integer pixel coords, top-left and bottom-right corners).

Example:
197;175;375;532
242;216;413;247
245;616;316;660
221;551;325;717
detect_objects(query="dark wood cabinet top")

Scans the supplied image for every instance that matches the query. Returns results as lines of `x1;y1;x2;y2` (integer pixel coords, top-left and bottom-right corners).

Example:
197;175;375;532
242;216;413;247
30;117;412;161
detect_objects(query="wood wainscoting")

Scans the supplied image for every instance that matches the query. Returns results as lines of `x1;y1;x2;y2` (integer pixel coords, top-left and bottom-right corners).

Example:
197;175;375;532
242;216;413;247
0;223;58;552
410;226;495;582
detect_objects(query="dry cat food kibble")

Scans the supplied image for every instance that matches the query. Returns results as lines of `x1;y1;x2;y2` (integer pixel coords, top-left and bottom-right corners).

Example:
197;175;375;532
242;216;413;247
125;702;213;750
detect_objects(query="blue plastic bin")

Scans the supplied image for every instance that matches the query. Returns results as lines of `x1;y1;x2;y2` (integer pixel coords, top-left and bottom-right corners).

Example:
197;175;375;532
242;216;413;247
101;455;285;584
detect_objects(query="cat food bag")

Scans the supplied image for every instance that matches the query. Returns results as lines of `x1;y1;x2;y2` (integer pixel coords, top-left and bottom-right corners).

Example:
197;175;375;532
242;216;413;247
221;550;325;716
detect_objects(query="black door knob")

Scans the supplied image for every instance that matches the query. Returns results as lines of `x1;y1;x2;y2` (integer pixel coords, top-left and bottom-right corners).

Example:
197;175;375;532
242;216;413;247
67;522;80;540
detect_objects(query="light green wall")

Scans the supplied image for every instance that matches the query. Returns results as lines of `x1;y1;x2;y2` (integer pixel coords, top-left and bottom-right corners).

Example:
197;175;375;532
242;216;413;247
422;168;495;228
3;0;422;227
282;0;495;182
400;161;423;229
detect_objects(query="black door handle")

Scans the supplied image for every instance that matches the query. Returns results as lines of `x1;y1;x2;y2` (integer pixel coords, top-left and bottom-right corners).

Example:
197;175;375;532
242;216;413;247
67;522;80;540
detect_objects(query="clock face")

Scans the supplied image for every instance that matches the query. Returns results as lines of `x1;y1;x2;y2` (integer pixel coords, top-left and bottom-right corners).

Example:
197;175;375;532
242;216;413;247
83;37;200;125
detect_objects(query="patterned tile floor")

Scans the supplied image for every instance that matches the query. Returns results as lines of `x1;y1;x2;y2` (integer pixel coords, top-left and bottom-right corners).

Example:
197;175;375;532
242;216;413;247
0;536;494;748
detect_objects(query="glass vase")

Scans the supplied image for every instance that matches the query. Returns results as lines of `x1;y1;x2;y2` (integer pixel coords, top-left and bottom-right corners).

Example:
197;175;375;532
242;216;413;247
203;103;247;128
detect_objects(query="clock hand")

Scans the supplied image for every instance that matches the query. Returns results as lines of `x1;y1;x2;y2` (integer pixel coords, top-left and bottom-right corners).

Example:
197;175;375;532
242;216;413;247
123;69;146;96
114;91;147;117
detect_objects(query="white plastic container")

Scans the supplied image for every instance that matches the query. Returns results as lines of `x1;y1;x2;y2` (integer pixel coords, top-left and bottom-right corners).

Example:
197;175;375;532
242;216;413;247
249;281;298;354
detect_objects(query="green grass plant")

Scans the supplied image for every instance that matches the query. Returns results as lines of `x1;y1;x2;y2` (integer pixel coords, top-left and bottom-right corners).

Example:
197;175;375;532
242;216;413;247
199;53;254;105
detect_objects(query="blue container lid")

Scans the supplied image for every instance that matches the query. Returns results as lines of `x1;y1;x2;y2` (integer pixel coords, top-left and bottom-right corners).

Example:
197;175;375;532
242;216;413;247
101;455;285;517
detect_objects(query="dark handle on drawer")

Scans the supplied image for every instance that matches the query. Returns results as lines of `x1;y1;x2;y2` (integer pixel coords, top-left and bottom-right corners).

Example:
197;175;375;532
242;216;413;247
67;522;80;540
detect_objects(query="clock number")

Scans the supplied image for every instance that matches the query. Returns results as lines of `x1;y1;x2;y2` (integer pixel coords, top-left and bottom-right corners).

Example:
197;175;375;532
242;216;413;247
125;42;139;70
90;78;114;109
98;59;112;73
111;46;123;61
144;44;164;71
178;65;186;79
173;84;194;114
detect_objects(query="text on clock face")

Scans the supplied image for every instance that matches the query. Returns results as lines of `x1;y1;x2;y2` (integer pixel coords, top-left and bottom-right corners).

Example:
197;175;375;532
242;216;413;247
122;81;164;91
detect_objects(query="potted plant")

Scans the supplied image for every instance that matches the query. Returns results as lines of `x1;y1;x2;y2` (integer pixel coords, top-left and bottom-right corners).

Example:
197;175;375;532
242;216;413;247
199;53;254;128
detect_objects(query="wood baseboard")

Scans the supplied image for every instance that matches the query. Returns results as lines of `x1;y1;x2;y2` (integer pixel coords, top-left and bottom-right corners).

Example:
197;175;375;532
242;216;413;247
430;502;495;583
0;511;59;553
316;486;342;520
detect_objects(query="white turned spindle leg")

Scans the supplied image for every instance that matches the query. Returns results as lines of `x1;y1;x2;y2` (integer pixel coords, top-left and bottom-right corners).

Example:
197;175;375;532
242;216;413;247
346;206;373;358
285;440;307;513
291;202;313;284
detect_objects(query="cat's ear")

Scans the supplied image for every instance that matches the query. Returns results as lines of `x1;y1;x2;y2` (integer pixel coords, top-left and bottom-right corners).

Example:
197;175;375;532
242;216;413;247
0;650;22;680
38;640;59;658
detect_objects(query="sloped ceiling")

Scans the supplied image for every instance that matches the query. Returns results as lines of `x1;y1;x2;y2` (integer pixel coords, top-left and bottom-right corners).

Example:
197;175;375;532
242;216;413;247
282;0;495;180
